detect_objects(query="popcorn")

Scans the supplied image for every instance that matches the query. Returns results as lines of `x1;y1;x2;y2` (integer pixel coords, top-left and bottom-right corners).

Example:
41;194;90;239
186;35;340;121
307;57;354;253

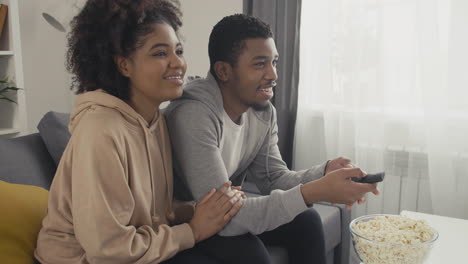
351;215;437;264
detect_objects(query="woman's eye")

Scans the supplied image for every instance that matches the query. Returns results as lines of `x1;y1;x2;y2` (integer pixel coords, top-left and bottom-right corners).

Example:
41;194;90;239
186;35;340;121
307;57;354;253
176;49;184;55
153;51;167;57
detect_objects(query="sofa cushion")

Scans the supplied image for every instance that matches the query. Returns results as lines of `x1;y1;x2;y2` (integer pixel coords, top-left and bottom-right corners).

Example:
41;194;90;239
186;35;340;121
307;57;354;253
0;180;48;264
37;111;71;165
0;133;56;190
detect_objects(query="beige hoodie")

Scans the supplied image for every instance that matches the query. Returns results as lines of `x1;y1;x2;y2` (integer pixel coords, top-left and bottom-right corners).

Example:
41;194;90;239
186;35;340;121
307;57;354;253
35;90;195;264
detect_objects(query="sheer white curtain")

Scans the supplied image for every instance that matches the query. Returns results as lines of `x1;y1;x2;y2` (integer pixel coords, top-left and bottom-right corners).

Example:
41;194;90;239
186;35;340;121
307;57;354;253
294;0;468;220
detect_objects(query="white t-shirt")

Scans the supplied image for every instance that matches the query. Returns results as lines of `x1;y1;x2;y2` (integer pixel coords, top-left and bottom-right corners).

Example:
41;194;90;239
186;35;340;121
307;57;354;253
220;110;249;177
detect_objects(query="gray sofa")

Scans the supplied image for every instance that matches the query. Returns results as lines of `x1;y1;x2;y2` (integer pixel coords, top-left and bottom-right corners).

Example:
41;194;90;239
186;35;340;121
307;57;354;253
0;111;351;264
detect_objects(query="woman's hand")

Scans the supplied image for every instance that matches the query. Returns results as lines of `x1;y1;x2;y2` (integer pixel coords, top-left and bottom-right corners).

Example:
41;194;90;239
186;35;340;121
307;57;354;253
188;182;243;243
231;185;247;199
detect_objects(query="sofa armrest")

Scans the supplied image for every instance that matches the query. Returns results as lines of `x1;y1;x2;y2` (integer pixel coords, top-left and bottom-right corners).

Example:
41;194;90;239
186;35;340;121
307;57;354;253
317;202;351;264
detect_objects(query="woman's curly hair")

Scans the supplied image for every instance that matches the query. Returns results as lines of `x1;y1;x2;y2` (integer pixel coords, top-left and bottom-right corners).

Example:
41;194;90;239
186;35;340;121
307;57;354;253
67;0;182;100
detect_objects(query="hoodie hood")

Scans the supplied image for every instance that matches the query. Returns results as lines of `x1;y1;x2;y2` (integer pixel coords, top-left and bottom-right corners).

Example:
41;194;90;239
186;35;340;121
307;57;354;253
171;73;225;121
69;90;158;134
169;72;272;124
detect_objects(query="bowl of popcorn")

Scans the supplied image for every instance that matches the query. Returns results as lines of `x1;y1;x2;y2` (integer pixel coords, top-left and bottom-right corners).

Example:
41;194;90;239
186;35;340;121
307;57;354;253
349;214;438;264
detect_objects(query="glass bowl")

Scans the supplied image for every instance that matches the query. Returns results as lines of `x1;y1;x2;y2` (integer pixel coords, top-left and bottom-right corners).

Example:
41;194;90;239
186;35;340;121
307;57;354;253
349;214;439;264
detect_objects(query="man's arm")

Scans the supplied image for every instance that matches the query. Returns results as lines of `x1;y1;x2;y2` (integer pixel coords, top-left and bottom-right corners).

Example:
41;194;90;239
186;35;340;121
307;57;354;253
247;105;327;195
165;102;310;236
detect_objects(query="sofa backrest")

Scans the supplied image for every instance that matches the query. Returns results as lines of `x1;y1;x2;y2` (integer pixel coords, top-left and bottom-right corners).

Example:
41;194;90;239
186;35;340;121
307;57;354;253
37;111;71;166
0;133;56;190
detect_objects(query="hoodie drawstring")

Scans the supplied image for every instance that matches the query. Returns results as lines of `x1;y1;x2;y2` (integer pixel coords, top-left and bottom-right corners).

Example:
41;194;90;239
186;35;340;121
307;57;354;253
266;106;273;181
137;118;161;227
138;118;174;226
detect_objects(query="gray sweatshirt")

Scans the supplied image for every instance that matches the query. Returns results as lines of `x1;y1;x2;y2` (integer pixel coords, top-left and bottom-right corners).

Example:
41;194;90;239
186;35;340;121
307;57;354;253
164;73;327;236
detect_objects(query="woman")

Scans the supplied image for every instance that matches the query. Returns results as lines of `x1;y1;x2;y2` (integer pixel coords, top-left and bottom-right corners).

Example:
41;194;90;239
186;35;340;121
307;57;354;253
34;0;242;263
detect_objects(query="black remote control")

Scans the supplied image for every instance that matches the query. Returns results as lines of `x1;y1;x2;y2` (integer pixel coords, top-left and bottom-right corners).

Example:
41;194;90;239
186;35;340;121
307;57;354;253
352;172;385;184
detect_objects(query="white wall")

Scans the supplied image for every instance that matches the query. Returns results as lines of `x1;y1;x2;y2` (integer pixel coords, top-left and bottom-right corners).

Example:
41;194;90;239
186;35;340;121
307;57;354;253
18;0;73;133
179;0;243;77
18;0;241;132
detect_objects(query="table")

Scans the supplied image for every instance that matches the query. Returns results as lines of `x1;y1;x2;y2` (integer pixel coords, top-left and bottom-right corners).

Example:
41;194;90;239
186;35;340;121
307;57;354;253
400;210;468;263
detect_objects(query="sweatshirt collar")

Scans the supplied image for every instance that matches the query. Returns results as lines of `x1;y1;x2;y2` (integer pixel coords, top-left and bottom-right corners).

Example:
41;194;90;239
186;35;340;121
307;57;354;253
179;72;272;124
70;90;160;134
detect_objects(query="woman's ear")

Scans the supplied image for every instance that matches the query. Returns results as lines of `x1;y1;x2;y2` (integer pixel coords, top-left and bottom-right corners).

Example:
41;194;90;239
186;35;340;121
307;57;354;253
214;61;232;82
115;56;131;77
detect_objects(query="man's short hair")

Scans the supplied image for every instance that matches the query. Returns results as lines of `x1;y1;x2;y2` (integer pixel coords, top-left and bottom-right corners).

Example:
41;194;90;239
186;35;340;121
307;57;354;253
208;14;273;80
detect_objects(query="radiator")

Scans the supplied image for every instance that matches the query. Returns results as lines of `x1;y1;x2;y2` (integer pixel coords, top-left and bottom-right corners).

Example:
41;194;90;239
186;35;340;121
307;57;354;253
351;144;468;219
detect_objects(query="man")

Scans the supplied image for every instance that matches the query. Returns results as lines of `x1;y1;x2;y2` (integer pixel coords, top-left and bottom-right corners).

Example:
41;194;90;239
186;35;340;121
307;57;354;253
165;14;378;264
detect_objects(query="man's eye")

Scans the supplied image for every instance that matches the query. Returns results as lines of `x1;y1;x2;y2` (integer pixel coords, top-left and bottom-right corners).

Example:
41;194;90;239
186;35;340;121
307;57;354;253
255;62;265;66
176;49;184;55
273;60;279;66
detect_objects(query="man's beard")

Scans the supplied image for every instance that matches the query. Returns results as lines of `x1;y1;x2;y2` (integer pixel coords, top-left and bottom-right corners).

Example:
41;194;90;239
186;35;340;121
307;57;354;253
251;101;270;111
251;81;276;111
